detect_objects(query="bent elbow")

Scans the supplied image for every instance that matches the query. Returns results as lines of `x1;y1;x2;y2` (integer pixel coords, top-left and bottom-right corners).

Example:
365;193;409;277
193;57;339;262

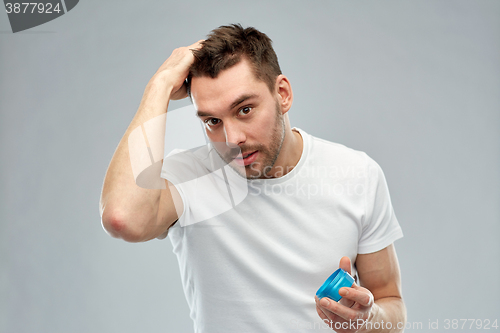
101;209;145;243
101;209;124;238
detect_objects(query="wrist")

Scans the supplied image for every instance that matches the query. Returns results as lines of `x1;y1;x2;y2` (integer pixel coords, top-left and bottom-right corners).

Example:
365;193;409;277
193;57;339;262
357;303;380;333
148;73;175;95
139;75;174;113
151;67;186;94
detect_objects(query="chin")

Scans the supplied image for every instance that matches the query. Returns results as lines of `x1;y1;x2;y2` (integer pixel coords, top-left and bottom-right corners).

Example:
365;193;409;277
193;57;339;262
243;165;263;179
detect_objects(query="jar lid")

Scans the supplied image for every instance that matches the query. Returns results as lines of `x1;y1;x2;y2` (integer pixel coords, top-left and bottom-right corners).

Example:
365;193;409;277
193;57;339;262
316;268;355;302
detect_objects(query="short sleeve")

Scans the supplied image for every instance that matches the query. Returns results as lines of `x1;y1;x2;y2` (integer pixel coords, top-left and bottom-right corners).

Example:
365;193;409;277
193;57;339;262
358;154;403;254
160;145;249;228
160;148;194;228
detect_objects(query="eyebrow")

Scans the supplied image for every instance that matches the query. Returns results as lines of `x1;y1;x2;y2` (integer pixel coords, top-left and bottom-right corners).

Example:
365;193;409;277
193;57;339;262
196;94;258;118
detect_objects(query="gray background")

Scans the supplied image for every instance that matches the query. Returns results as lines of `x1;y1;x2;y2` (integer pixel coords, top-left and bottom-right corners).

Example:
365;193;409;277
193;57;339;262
1;1;499;332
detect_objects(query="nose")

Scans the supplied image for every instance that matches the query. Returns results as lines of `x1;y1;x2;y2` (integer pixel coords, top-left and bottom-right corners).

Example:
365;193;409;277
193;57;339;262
223;121;246;146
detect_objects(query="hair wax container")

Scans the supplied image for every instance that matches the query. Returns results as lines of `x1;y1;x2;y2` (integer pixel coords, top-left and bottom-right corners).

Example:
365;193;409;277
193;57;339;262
316;268;355;302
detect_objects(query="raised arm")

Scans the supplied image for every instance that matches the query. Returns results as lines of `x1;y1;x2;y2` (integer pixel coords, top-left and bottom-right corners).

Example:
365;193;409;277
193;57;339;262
99;41;203;242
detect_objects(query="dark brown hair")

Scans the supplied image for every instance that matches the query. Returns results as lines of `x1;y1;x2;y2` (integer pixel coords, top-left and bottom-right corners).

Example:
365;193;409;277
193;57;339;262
187;24;282;95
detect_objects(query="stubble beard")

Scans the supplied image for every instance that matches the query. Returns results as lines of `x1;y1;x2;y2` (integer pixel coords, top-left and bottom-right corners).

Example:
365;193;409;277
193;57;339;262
243;101;286;179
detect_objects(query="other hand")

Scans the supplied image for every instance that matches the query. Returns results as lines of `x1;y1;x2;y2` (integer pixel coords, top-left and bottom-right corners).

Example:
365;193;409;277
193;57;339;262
315;256;374;332
153;40;204;100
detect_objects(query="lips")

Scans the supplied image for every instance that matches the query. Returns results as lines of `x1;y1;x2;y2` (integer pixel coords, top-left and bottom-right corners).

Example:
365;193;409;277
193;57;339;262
235;151;258;166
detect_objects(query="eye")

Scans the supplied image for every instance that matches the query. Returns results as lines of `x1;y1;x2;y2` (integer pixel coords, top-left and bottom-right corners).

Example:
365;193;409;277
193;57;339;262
204;118;221;127
238;107;252;116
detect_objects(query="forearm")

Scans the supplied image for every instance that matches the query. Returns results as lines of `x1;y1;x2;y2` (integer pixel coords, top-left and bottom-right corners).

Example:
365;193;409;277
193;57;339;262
100;75;173;241
360;296;406;333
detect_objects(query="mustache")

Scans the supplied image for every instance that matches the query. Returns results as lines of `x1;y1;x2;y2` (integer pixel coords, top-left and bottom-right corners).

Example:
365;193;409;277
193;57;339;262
224;146;243;161
211;142;263;162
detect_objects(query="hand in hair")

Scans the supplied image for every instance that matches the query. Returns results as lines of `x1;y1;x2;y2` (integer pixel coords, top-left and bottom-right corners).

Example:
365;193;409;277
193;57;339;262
153;40;204;101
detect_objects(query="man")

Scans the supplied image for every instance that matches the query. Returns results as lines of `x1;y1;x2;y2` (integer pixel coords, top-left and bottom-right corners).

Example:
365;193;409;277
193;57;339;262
100;24;406;332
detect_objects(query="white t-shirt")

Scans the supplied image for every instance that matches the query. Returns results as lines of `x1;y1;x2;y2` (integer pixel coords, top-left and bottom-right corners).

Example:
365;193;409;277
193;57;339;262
161;128;403;333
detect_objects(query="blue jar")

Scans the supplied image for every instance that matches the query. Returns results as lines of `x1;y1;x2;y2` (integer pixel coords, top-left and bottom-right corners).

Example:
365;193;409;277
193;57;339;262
316;268;355;302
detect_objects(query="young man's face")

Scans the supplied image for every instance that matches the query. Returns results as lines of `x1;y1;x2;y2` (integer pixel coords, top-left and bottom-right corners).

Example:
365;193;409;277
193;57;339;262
191;58;285;179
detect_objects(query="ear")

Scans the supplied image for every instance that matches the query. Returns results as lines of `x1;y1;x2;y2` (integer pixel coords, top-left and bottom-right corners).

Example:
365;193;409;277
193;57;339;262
275;75;293;114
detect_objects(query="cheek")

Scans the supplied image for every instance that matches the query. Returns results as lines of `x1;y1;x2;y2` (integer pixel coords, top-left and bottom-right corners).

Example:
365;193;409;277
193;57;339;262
205;123;224;135
255;111;279;135
205;128;221;143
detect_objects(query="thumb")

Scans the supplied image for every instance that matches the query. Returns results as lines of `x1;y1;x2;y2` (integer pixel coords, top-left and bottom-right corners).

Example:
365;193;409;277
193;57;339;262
339;256;352;275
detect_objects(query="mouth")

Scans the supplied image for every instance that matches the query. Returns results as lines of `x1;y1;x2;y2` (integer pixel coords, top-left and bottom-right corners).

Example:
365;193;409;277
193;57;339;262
234;151;258;166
